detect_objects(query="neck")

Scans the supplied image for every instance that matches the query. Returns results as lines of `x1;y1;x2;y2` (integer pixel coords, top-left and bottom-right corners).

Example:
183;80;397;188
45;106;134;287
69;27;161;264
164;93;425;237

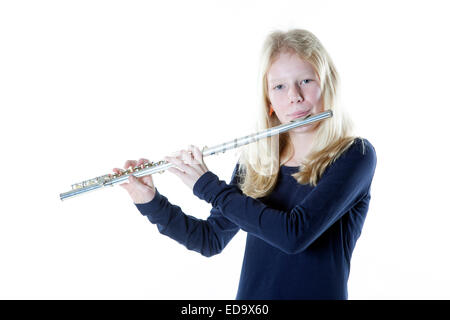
285;130;316;166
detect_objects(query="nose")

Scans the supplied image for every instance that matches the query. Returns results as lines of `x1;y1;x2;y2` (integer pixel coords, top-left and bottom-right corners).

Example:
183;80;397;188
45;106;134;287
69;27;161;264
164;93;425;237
288;84;304;103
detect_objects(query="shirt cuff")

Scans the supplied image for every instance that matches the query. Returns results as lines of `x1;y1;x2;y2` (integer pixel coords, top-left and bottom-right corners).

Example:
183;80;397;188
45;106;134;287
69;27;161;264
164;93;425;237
134;188;166;218
193;171;234;206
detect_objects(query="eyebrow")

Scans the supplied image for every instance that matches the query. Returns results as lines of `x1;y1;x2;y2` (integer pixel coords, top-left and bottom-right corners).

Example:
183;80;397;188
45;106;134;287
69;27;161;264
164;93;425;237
268;75;315;84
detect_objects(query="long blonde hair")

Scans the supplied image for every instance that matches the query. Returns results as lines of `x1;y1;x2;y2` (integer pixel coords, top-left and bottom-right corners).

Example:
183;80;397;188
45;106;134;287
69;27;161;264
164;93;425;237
237;29;358;198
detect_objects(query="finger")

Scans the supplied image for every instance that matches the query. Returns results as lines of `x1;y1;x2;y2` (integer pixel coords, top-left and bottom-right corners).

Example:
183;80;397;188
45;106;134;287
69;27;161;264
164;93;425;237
137;158;150;166
141;177;154;188
112;168;127;185
190;145;207;170
128;175;153;192
175;150;189;164
165;156;191;174
190;145;203;162
182;146;196;165
180;149;194;164
167;166;182;177
134;158;153;183
124;160;138;169
140;171;154;186
119;182;129;189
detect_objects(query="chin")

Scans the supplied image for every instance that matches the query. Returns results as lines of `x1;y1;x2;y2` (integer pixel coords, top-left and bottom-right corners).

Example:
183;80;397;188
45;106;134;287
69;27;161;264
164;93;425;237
292;123;318;134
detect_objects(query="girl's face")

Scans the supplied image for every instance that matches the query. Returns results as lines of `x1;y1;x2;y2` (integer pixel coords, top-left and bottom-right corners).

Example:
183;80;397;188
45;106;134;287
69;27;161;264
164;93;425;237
267;50;323;133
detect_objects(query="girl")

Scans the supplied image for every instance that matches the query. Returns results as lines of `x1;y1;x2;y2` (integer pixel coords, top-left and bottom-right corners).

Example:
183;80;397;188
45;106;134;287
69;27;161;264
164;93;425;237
114;29;377;299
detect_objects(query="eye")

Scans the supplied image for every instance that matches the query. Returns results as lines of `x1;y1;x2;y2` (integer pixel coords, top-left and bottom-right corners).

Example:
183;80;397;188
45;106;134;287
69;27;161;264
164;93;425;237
300;79;312;85
273;84;284;90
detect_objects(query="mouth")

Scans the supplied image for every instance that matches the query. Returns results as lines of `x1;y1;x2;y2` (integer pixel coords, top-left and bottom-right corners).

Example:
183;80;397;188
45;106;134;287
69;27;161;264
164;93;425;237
290;110;311;119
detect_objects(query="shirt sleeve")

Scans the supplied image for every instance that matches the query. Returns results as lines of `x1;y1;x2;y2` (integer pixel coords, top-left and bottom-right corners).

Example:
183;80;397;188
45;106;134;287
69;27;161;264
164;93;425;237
134;164;241;257
193;138;377;254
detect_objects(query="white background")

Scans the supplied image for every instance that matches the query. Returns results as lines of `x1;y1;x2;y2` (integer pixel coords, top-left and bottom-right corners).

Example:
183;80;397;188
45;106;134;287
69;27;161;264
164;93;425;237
1;0;449;299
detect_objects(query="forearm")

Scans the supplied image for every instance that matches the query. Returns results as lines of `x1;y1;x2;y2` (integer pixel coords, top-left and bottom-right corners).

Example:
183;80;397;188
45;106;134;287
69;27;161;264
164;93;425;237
135;188;238;257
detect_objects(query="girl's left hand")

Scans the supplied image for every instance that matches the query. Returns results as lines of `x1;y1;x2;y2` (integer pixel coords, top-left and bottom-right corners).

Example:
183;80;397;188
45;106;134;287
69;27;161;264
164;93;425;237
164;145;209;191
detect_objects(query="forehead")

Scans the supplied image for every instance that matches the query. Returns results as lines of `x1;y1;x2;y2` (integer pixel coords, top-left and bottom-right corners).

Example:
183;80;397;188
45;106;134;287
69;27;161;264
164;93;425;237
267;50;316;82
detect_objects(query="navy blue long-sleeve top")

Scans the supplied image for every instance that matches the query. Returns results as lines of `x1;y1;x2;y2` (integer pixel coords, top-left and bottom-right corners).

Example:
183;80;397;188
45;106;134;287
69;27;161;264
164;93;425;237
135;138;377;299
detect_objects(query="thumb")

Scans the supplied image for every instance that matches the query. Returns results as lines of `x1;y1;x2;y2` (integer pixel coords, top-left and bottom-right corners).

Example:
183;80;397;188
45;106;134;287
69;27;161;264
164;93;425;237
129;175;152;191
140;175;154;187
119;182;132;193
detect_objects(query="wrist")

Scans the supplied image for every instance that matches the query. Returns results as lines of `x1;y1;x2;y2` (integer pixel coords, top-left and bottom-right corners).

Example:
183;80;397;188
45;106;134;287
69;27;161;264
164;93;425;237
134;189;156;204
133;188;161;210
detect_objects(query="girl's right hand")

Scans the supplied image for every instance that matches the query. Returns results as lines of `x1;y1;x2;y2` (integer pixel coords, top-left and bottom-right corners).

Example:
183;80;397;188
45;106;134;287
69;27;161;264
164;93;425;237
113;158;156;204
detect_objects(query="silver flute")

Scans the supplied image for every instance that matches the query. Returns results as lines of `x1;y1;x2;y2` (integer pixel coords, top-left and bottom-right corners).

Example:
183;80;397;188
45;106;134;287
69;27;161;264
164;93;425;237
59;110;333;201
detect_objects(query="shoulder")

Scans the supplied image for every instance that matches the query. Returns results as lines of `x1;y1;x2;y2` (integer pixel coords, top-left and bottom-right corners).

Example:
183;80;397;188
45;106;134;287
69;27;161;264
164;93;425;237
324;137;377;175
348;137;376;163
315;137;377;192
334;137;377;174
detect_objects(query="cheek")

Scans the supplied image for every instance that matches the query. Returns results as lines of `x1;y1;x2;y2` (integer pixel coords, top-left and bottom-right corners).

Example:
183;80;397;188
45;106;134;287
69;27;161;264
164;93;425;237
268;91;287;109
307;85;322;102
269;94;280;110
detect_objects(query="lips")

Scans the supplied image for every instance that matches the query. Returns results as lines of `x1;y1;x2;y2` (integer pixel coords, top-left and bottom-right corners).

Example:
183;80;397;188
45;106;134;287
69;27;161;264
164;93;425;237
289;110;310;119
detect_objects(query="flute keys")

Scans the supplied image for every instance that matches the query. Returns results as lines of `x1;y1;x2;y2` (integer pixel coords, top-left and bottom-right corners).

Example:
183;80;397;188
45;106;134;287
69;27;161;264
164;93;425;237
111;170;126;177
71;183;84;190
71;175;103;190
144;162;154;168
156;160;166;173
109;173;119;179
